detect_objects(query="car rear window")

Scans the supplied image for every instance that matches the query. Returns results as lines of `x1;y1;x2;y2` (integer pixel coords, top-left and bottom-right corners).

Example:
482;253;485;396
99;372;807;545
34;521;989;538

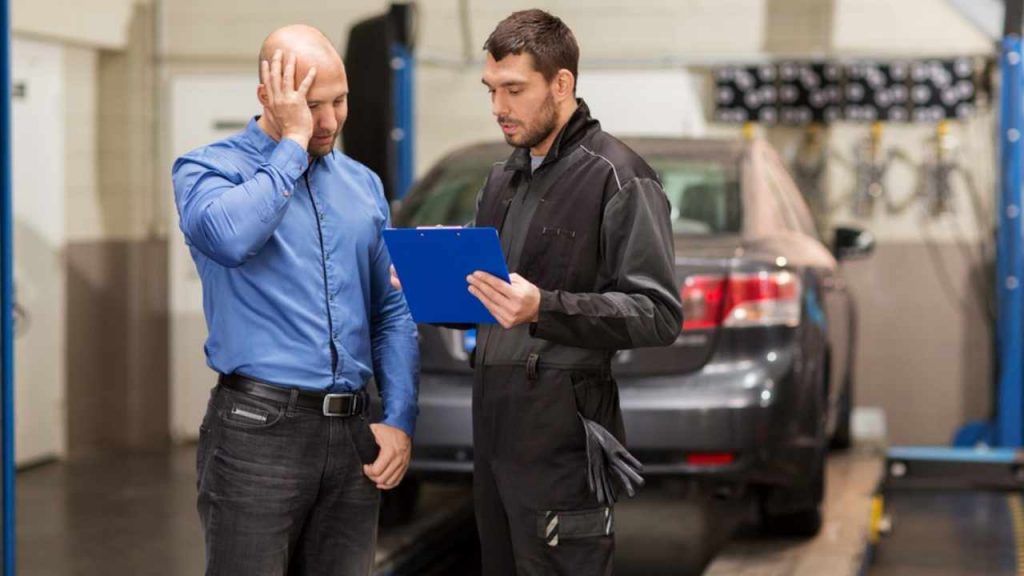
397;153;741;236
397;160;493;227
653;159;742;235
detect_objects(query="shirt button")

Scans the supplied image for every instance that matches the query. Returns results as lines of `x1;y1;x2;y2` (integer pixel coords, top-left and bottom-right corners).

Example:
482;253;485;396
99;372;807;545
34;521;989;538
319;212;325;219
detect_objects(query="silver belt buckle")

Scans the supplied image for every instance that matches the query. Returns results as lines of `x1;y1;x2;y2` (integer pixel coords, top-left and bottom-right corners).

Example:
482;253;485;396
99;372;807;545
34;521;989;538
322;393;352;417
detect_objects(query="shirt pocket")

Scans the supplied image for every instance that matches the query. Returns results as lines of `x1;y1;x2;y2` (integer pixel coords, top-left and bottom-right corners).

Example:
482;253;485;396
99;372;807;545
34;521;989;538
533;226;577;289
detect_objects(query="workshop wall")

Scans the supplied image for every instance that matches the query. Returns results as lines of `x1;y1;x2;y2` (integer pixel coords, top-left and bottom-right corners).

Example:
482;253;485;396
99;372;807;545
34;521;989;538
12;0;136;49
12;1;168;461
825;0;993;444
11;36;67;466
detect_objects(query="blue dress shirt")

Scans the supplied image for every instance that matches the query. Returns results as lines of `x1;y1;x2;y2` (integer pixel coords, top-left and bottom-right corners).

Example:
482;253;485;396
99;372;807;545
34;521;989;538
172;118;419;437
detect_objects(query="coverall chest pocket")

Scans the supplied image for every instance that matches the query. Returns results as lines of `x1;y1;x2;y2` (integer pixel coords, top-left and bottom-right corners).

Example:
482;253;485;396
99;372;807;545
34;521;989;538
532;226;576;289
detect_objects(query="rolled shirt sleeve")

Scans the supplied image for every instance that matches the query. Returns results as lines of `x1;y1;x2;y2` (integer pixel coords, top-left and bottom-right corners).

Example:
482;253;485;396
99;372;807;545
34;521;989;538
172;138;308;268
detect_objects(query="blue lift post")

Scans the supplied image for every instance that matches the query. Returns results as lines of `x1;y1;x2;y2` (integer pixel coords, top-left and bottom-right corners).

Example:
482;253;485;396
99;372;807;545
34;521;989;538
996;29;1024;450
0;0;13;571
391;41;415;200
884;0;1024;490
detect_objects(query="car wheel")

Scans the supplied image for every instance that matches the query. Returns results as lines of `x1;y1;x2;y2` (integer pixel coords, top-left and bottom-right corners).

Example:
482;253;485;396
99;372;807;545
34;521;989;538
760;449;825;539
762;505;823;538
379;475;421;528
830;373;853;450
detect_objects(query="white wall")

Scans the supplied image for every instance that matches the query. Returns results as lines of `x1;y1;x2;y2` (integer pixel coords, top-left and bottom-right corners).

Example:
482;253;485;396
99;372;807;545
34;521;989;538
12;36;67;465
65;47;100;244
12;0;136;48
158;0;770;175
159;0;383;60
833;0;992;56
158;0;766;62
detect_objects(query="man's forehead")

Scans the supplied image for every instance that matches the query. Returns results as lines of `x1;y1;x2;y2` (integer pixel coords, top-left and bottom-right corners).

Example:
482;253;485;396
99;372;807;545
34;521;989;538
292;49;342;70
306;74;348;100
482;52;541;84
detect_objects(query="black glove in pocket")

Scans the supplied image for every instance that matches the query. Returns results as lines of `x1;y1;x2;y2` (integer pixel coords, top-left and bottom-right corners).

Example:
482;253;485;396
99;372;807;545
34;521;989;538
578;414;645;506
353;419;381;465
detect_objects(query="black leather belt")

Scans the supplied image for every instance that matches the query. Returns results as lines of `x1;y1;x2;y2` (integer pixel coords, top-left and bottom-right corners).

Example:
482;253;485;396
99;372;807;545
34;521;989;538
218;373;367;417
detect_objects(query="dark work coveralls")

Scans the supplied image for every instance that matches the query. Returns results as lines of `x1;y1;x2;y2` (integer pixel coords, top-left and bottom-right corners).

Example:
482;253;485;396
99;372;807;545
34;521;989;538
471;100;683;575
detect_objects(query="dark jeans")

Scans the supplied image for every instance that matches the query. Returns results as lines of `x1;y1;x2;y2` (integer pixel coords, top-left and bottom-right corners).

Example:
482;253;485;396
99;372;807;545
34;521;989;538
196;384;381;576
473;365;623;576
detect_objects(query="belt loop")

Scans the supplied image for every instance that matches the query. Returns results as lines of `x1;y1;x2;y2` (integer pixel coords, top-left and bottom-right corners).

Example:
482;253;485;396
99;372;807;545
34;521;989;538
286;389;299;417
526;353;540;381
359;389;370;418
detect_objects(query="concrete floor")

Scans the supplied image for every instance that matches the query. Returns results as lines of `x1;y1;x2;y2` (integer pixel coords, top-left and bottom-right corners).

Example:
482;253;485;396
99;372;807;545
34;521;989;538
17;447;478;576
18;449;203;575
868;490;1020;576
16;447;883;575
707;449;883;576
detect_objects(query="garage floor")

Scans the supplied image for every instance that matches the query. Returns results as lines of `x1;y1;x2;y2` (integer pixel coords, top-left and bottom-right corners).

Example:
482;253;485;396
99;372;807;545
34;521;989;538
868;490;1021;576
17;446;884;575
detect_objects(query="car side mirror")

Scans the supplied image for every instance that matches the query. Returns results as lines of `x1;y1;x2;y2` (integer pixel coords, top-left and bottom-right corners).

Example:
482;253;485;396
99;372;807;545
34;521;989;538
833;226;875;260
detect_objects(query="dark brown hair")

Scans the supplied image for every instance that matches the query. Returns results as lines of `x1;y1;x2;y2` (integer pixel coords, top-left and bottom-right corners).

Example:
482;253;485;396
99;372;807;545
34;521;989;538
483;9;579;89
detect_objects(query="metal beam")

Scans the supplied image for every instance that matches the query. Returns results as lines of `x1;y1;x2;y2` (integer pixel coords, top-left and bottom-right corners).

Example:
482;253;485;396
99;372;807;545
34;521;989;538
997;24;1024;446
1007;0;1023;36
0;0;14;571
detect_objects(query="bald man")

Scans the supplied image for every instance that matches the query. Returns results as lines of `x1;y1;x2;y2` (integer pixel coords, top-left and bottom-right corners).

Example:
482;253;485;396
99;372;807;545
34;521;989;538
172;25;419;575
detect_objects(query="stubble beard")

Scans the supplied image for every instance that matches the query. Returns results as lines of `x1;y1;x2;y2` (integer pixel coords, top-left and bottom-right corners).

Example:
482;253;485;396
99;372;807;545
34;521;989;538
502;92;558;151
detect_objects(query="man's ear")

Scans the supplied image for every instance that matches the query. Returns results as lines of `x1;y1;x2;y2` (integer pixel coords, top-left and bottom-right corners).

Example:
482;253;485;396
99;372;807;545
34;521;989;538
554;69;576;102
256;84;269;107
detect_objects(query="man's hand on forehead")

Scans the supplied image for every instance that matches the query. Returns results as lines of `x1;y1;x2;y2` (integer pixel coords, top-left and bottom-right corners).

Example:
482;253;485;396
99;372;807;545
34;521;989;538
259;49;317;148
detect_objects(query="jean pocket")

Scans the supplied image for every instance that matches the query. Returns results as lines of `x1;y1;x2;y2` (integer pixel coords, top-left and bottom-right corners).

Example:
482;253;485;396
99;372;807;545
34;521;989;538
352;418;381;465
219;395;284;430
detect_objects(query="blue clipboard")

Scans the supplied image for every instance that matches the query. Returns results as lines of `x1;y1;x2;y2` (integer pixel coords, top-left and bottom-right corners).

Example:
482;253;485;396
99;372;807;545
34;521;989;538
383;227;510;324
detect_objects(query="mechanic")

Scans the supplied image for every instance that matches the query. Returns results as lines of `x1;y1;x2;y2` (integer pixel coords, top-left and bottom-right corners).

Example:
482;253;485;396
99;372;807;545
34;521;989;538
466;9;683;575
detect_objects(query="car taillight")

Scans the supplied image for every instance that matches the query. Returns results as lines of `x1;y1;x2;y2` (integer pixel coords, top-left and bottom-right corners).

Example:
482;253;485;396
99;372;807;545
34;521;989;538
685;452;736;466
681;275;727;331
723;271;802;328
681;271;802;331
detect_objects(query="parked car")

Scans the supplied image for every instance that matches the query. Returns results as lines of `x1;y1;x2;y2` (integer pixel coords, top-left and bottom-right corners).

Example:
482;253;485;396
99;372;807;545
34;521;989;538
388;137;874;536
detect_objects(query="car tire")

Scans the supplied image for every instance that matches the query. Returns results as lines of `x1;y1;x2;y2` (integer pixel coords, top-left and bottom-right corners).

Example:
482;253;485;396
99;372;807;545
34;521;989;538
379;475;421;528
760;449;825;539
830;373;853;450
762;506;823;538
